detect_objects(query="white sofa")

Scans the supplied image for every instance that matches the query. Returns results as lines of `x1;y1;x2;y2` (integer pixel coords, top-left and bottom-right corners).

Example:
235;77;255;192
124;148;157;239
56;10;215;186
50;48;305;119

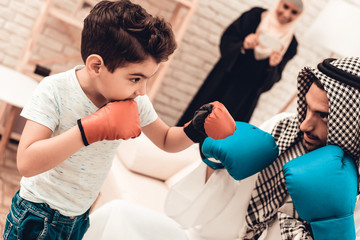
92;133;202;213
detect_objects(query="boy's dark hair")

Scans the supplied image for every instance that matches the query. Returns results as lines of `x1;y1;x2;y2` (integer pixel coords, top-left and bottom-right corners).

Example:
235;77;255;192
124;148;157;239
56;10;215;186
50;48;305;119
81;0;177;72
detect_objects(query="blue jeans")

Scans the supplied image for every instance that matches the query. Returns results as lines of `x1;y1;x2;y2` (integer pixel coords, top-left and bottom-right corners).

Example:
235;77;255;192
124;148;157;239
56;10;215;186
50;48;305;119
3;191;90;240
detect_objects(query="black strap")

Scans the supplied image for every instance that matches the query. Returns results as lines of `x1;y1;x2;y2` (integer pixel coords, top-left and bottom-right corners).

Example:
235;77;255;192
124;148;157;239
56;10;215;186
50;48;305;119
183;104;213;143
317;58;360;90
77;119;89;146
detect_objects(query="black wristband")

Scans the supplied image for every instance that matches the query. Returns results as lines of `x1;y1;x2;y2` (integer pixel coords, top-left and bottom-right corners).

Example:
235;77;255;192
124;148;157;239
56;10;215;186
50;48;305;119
184;103;214;143
77;119;89;146
184;122;206;143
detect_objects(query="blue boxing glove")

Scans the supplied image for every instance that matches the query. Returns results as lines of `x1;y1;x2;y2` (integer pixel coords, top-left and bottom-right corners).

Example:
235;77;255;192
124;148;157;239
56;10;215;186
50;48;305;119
283;145;358;240
201;121;279;180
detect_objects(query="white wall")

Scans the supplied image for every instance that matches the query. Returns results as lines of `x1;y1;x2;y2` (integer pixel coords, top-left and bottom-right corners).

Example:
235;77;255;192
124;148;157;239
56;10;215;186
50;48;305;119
1;0;359;128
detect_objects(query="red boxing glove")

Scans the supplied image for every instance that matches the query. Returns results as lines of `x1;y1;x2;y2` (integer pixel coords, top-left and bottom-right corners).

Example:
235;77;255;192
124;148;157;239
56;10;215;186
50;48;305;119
77;100;141;146
184;101;236;143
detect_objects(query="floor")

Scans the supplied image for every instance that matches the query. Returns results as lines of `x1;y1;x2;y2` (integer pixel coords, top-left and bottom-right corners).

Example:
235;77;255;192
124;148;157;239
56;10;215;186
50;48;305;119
0;141;21;235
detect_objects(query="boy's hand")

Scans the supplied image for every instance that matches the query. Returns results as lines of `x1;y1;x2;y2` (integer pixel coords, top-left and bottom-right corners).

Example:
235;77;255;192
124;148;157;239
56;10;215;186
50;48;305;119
183;101;236;143
77;100;141;146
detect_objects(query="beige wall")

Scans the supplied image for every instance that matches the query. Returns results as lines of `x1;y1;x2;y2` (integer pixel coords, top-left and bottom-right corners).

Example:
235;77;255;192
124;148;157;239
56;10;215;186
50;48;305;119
0;0;359;129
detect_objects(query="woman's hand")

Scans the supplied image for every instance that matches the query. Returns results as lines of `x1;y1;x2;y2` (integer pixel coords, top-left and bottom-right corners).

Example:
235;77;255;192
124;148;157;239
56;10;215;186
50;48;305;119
243;33;259;50
269;49;283;66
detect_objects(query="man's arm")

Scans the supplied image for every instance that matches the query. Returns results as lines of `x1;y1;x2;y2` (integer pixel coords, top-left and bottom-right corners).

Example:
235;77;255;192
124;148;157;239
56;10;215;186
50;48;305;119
205;167;215;182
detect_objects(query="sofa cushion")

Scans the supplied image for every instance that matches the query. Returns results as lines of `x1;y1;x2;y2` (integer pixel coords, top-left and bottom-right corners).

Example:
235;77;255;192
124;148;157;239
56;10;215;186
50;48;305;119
116;133;201;181
92;153;170;213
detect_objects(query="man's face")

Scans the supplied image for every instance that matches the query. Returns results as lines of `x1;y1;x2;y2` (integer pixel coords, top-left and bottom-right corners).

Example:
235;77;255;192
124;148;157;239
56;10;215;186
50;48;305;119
299;83;329;151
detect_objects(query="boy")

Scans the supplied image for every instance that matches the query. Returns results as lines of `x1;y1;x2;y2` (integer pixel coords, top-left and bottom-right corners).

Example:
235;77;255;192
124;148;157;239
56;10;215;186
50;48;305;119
3;1;236;239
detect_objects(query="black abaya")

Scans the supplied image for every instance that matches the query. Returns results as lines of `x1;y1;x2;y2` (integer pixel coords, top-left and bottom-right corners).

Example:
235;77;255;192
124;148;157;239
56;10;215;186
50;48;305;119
177;7;298;126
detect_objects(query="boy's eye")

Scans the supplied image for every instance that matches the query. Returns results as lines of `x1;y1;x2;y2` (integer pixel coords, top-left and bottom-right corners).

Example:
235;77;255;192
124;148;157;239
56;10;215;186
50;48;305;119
130;78;141;83
291;10;299;15
283;3;289;9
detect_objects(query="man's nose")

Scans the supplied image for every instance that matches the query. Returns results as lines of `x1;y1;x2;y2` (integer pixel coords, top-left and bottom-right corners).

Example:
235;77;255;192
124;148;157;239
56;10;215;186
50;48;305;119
300;113;315;133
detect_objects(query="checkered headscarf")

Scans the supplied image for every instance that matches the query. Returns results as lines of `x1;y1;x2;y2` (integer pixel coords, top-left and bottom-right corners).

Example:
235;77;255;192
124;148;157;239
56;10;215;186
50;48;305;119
242;57;360;239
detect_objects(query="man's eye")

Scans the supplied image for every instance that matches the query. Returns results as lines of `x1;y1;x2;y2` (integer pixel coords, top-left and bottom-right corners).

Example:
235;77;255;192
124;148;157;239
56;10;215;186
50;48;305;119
319;112;329;121
130;78;141;83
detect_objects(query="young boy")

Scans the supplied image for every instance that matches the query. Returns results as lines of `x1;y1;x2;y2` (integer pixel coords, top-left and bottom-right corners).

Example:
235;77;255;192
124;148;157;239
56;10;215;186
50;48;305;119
3;1;236;239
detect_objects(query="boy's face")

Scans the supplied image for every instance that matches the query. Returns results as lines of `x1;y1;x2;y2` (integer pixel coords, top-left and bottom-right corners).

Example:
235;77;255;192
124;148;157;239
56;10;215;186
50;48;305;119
98;57;159;101
300;83;329;152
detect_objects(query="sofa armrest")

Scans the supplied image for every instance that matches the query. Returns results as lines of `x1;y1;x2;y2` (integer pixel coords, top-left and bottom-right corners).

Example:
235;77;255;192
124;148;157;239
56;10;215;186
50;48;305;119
165;161;201;188
117;133;201;181
93;134;202;213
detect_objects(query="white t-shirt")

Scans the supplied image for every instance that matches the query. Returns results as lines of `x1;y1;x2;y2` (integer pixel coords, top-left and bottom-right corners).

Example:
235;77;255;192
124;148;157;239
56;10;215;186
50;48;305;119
19;65;158;216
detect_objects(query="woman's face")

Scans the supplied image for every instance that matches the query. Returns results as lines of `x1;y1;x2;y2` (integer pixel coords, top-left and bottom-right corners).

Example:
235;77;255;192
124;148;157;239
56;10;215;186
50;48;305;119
276;1;301;24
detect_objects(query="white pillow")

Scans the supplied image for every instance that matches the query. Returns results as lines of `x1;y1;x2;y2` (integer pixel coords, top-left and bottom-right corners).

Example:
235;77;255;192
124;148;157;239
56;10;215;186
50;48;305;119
116;133;201;181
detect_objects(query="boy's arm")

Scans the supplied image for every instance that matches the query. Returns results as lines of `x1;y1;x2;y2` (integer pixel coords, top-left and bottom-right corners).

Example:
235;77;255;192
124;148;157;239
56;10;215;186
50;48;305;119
143;101;236;153
18;100;141;177
143;119;214;182
142;118;193;153
17;120;84;177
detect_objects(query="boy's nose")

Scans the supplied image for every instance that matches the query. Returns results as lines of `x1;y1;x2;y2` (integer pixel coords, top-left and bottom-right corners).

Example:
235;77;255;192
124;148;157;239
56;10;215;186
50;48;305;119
135;83;147;96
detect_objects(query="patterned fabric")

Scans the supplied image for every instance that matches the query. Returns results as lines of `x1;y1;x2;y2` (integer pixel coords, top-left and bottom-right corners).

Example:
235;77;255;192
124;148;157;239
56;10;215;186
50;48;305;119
242;141;307;239
277;201;313;240
242;56;360;239
311;58;360;162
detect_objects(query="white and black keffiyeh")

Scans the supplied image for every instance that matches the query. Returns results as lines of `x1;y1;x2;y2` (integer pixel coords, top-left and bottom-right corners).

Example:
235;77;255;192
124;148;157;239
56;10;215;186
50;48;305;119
242;57;360;239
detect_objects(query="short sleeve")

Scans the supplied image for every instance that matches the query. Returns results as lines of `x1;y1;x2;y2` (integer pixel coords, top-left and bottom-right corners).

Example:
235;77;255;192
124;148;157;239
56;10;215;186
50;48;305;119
20;77;60;131
135;95;158;127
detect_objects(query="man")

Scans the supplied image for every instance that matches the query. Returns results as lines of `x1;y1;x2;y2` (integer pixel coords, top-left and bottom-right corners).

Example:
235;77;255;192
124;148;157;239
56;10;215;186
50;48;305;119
84;57;360;239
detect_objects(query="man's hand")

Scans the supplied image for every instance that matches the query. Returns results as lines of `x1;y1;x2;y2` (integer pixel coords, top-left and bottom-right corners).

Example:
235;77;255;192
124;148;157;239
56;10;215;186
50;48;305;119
284;145;358;240
201;121;279;180
77;100;141;146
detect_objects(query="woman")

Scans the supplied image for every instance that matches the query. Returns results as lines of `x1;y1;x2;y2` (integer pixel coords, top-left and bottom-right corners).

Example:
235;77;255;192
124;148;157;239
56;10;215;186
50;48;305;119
177;0;305;125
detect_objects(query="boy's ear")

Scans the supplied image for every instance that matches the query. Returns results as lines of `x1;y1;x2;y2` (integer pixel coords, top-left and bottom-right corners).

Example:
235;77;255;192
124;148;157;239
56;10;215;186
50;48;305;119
85;54;104;77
